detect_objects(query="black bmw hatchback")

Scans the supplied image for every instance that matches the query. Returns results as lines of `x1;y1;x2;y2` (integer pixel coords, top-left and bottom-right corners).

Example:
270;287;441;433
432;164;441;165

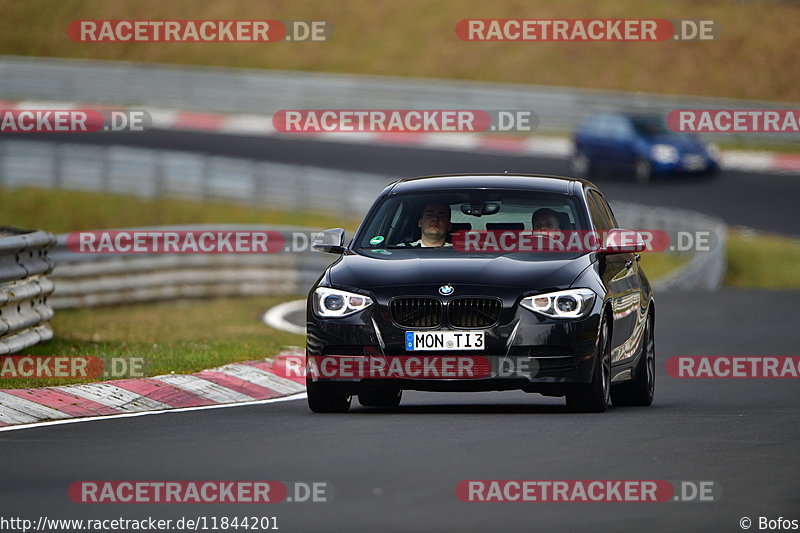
306;174;655;413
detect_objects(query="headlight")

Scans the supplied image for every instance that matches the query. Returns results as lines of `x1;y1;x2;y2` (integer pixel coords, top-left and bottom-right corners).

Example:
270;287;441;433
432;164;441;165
520;288;596;319
650;144;679;164
313;287;373;318
705;142;720;160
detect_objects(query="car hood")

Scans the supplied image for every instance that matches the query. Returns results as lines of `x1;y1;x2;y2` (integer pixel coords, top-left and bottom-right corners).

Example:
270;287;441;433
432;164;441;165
645;133;708;153
328;251;593;291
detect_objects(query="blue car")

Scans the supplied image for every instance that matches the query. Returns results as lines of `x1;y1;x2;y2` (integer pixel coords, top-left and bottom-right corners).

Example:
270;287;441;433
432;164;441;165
570;113;720;183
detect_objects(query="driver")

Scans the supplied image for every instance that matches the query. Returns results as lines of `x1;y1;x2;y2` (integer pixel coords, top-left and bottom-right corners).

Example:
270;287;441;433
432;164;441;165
531;208;561;231
408;202;453;247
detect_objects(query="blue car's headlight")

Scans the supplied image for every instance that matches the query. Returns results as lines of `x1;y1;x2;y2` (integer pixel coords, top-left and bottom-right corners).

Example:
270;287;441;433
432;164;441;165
650;144;680;164
521;288;596;319
313;287;373;318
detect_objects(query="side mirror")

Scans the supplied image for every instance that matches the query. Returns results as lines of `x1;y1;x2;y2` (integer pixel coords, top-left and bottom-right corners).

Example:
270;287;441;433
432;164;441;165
312;228;346;254
600;228;646;254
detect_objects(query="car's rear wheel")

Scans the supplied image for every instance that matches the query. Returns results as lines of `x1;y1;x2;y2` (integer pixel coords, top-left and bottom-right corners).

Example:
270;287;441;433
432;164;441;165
307;378;352;413
569;150;592;179
611;314;655;407
566;315;611;413
634;158;652;184
358;389;402;408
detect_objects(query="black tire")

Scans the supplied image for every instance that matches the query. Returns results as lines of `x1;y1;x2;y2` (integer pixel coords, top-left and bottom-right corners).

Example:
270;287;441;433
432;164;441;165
699;167;720;182
611;314;655;407
358;389;402;408
566;315;611;413
634;157;652;184
307;378;352;413
569;150;592;179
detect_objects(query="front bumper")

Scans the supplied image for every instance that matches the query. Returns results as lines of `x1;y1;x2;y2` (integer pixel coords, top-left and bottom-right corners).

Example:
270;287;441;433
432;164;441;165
651;155;719;175
306;296;602;395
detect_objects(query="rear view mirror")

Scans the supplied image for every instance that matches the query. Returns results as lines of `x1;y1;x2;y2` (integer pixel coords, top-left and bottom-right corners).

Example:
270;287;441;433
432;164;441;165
600;228;646;254
460;202;500;217
312;228;346;254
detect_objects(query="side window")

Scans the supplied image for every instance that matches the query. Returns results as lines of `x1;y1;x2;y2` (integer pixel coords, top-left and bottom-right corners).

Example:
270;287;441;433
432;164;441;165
586;191;612;232
582;116;608;137
600;197;619;228
587;117;603;136
594;116;611;137
608;117;633;140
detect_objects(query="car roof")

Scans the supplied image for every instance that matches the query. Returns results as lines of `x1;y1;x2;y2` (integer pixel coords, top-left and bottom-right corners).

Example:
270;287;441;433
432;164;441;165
621;112;664;120
387;173;597;195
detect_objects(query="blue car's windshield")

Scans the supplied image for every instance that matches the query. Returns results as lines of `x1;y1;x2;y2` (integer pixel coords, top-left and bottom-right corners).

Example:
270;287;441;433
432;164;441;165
630;115;671;136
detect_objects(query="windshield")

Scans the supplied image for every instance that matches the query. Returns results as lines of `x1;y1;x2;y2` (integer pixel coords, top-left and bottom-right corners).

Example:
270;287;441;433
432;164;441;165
629;115;671;136
353;189;590;259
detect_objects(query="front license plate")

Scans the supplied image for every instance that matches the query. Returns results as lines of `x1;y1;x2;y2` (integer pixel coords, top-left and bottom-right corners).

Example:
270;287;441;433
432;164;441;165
405;331;485;351
683;155;707;171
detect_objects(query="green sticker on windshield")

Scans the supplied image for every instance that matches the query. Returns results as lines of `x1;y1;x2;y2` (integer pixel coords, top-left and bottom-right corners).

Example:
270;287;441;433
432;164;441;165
370;236;385;245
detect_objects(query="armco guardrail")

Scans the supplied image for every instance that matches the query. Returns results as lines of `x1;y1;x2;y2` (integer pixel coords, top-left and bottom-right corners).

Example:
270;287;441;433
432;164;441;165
48;214;726;309
1;137;727;293
0;137;726;293
613;202;727;291
1;56;797;143
48;225;335;309
0;227;56;354
0;139;386;217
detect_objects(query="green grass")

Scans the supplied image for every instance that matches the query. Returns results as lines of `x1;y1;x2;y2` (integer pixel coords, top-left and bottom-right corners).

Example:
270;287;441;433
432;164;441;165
7;296;304;389
639;252;688;281
0;186;362;233
0;0;798;102
0;187;355;389
725;230;800;289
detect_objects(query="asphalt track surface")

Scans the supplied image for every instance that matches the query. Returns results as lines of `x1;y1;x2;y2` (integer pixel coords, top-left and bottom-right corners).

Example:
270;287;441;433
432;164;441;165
2;132;798;532
13;129;800;236
1;290;798;532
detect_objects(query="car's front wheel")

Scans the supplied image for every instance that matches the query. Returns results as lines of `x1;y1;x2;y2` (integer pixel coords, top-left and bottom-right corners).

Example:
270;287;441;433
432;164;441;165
358;389;402;408
307;378;352;413
566;315;611;413
634;157;652;184
611;314;655;407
